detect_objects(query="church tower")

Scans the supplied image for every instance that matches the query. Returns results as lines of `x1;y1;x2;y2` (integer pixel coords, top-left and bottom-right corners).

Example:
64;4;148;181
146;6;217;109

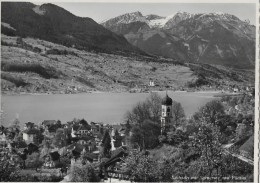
161;94;173;134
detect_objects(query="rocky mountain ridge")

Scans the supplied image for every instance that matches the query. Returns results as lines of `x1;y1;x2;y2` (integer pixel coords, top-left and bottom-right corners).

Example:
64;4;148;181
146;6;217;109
101;11;255;69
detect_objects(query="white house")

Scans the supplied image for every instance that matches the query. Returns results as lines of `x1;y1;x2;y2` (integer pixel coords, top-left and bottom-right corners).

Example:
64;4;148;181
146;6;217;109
22;129;39;144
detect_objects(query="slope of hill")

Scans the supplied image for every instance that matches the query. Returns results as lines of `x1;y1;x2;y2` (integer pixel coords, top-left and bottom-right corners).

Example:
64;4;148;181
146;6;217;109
1;2;144;55
101;11;255;69
1;35;254;94
1;34;195;94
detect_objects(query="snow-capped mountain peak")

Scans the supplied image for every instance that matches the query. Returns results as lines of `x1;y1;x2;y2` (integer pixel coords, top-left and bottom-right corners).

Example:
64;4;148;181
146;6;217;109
101;11;146;26
101;11;242;29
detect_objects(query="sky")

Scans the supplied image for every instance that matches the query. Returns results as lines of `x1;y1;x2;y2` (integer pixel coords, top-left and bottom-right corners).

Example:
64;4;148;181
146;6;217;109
32;2;256;24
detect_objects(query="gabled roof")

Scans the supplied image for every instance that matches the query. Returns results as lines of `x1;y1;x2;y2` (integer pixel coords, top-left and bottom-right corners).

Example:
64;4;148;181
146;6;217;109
77;125;90;131
104;147;128;167
67;143;84;153
111;146;128;159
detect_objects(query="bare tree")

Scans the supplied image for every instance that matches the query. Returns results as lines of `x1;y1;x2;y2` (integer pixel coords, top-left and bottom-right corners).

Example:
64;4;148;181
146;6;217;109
125;93;162;125
172;101;185;126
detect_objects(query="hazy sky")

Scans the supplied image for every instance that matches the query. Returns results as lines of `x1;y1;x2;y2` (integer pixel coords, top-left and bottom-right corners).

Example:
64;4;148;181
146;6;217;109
33;2;256;24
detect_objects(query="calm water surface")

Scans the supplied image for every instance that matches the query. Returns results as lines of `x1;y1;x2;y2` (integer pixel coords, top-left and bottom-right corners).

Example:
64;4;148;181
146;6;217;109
1;91;219;126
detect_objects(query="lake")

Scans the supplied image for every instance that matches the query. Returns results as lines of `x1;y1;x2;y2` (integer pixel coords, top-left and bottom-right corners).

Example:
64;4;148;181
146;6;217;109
1;91;220;127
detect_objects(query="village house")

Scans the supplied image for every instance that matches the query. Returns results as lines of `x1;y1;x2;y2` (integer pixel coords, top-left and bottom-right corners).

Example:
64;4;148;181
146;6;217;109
75;125;91;137
22;128;40;144
103;147;129;180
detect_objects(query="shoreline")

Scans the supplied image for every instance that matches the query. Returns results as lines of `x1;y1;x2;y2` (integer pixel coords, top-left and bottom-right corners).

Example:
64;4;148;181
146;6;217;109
1;90;225;96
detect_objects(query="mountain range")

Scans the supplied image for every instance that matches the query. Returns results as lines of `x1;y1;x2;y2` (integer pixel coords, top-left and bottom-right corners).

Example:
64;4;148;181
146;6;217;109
1;2;144;55
0;2;255;94
101;11;255;69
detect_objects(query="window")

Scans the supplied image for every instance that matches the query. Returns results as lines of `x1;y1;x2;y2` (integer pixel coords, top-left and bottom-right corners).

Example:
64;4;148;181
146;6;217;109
167;107;170;112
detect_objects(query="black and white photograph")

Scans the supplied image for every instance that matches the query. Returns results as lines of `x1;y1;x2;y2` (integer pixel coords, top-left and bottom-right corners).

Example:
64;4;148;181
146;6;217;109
0;0;258;182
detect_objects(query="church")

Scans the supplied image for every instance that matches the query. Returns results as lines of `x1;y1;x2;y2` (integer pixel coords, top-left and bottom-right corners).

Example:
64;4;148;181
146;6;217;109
160;94;173;134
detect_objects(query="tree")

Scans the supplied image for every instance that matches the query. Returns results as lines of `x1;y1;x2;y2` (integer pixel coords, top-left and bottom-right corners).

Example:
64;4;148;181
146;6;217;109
190;100;233;181
130;119;160;150
100;130;111;158
52;128;67;148
33;130;44;145
166;129;188;146
79;119;90;129
25;152;42;170
10;118;20;130
42;137;52;148
125;150;179;182
172;101;185;126
193;123;223;180
13;131;24;143
125;93;162;125
125;151;159;182
125;120;132;135
196;100;225;126
146;92;162;121
0;157;20;181
70;164;100;182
